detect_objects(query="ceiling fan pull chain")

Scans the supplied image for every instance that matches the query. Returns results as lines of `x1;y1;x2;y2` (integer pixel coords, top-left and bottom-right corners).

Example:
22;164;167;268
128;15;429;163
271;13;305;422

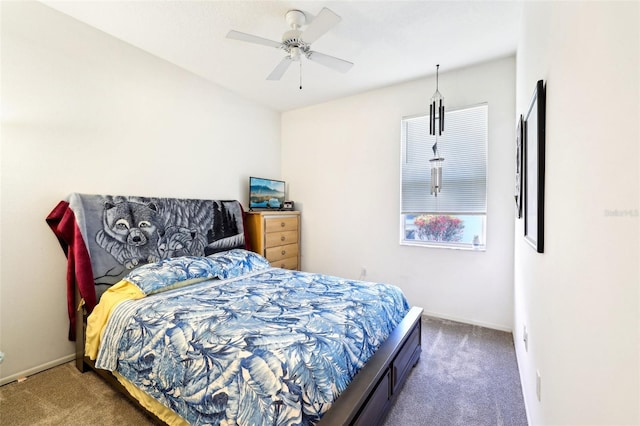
299;61;303;90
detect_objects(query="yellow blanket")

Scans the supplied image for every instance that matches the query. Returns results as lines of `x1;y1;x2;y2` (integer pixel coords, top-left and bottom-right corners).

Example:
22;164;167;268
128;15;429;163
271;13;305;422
113;371;188;426
85;279;187;425
85;280;144;360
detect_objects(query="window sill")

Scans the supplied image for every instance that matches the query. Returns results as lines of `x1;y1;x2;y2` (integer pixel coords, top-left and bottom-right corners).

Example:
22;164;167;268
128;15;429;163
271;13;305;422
400;241;486;252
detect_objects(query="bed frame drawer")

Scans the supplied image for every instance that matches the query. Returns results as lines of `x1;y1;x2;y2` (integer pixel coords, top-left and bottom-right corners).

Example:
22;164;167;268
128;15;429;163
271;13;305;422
353;370;391;426
392;320;421;393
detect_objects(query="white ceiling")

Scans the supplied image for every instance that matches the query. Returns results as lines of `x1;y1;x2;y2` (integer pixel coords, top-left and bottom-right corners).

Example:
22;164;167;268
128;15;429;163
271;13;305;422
42;1;523;112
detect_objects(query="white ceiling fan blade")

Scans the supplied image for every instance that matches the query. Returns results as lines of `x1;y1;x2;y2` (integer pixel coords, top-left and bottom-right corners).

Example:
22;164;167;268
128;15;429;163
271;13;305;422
226;30;282;49
302;7;341;44
307;51;354;73
267;57;294;80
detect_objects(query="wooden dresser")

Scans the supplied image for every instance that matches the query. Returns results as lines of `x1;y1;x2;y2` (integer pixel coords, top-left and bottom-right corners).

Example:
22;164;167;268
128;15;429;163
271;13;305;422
245;211;301;270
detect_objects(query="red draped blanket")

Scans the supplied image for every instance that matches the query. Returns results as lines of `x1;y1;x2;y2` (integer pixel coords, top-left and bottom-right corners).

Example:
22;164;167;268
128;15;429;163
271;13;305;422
46;200;97;340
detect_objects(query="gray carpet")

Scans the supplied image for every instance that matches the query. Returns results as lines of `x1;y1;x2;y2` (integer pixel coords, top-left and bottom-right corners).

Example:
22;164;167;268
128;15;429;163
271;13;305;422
383;316;528;426
0;316;527;425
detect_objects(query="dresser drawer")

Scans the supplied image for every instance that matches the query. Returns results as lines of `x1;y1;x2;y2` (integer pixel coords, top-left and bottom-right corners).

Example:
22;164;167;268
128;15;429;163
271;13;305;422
265;230;298;248
265;216;298;233
265;243;299;262
270;256;298;270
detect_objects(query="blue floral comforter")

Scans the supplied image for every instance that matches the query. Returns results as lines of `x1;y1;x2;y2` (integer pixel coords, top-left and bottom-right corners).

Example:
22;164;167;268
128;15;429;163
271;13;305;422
94;259;409;425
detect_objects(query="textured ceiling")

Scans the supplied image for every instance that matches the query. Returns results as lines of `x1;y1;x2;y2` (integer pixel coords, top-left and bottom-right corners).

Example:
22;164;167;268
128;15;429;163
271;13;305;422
42;1;522;111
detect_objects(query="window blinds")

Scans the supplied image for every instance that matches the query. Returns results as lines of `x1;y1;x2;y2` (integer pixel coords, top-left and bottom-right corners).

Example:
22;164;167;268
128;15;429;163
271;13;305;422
401;104;488;214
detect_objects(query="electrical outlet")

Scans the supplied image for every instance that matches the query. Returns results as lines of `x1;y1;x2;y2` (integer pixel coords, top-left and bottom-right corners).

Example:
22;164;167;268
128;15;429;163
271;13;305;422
523;325;528;352
536;370;541;401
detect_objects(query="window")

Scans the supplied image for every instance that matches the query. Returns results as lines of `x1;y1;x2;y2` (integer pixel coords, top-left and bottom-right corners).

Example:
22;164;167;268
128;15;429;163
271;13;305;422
400;104;488;249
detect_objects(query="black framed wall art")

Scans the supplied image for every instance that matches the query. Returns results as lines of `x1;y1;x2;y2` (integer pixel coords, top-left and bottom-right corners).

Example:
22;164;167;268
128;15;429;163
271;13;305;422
524;80;546;253
515;114;523;219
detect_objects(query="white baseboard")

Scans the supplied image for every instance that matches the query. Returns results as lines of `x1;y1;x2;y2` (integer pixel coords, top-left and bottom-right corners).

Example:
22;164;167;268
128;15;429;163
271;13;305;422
422;310;513;333
0;353;75;386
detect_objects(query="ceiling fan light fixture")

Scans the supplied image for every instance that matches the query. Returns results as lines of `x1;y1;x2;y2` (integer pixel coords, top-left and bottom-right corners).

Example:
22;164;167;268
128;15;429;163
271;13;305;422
289;47;301;61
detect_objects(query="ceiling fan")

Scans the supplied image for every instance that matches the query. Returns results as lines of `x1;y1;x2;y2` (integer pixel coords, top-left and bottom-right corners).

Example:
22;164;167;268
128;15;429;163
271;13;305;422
226;7;354;82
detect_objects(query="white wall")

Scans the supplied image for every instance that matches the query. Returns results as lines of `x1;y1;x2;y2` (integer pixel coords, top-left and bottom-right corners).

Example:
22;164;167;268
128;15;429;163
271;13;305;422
282;57;516;331
0;2;281;384
514;2;639;425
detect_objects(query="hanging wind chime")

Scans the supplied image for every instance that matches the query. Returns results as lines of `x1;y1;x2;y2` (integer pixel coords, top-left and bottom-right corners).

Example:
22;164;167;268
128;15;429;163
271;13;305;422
429;64;445;196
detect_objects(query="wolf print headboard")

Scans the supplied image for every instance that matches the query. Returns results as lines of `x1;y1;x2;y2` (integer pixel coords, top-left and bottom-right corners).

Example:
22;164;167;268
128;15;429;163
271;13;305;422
47;193;247;339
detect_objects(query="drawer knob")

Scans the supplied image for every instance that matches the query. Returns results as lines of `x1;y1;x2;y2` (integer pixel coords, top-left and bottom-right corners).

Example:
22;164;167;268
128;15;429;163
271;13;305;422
280;236;286;241
280;222;285;227
280;264;285;268
281;250;286;255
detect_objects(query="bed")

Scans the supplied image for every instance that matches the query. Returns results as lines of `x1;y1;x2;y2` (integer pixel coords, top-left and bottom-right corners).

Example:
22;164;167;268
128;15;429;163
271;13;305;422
47;193;423;426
